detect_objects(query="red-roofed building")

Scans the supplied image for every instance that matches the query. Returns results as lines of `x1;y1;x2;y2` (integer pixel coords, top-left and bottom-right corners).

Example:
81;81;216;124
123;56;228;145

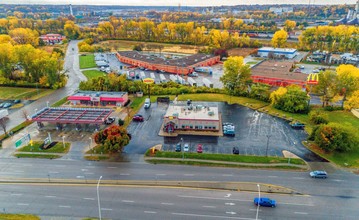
40;34;66;45
68;91;129;107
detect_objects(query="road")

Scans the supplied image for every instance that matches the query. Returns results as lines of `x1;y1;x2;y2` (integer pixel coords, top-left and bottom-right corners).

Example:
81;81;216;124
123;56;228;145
0;184;346;220
1;40;86;136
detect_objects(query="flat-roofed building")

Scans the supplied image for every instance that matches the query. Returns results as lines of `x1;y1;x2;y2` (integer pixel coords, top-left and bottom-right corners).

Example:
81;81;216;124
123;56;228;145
258;47;297;59
68;91;128;107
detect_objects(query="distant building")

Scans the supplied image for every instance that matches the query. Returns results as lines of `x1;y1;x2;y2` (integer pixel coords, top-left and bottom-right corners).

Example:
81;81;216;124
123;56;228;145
257;47;298;59
39;34;66;45
68;91;128;107
269;7;293;15
163;104;220;133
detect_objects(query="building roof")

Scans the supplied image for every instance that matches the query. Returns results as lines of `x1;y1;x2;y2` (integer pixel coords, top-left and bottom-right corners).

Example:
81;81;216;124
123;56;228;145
31;107;113;124
258;47;297;54
165;104;219;121
251;60;307;82
69;91;127;99
117;51;218;68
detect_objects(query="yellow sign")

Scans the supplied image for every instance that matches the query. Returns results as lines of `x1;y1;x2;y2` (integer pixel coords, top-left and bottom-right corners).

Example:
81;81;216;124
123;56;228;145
143;78;155;84
307;73;319;85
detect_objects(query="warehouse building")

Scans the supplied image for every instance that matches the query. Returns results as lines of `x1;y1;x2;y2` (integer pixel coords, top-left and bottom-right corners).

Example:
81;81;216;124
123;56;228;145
257;47;298;59
116;51;220;75
68;91;128;107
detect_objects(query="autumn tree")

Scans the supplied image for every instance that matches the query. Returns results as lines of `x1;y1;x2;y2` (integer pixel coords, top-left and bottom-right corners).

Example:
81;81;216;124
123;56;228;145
284;20;296;32
313;70;338;107
344;90;359;110
336;64;359;108
63;20;81;39
0;43;16;79
9;28;39;46
0;34;13;44
94;125;130;154
270;85;309;113
220;56;251;96
271;29;288;48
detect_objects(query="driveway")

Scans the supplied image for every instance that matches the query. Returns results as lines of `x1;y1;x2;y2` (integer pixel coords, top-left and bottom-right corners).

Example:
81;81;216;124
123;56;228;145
1;40;86;135
124;101;325;162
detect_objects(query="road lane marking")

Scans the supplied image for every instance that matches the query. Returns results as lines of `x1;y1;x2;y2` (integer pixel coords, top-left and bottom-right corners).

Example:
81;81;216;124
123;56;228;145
249;209;261;211
156;174;167;176
178;195;250;202
225;194;231;198
172;212;254;219
225;203;236;206
84;172;94;175
17;203;29;206
268;176;278;178
226;212;237;215
281;202;314;207
81;169;88;171
332;179;344;182
55;165;66;167
203;206;216;208
11;193;22;196
122;200;134;203
144;211;157;214
294;212;308;215
83;198;95;200
101;208;112;211
293;177;305;180
76;176;85;178
161;203;173;205
120;173;130;176
107;167;117;169
48;171;59;174
45;195;57;198
59;205;71;208
184;174;195;176
222;174;233;177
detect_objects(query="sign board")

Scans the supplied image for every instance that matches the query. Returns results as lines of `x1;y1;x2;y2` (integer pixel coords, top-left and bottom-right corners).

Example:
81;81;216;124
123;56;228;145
143;78;155;84
15;133;31;148
91;97;100;102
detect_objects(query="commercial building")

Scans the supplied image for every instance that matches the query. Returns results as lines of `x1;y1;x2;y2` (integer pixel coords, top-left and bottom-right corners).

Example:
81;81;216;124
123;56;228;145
39;34;66;45
257;47;298;59
116;51;220;75
68;91;128;107
251;60;307;88
163;104;220;133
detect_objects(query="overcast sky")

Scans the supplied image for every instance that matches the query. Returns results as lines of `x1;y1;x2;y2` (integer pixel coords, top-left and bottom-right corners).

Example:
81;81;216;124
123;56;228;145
1;0;358;6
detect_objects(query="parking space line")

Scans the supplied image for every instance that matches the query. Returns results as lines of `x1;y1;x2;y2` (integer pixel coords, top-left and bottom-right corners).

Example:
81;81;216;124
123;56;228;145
17;203;29;206
59;205;71;208
144;211;157;214
122;200;134;203
294;212;308;215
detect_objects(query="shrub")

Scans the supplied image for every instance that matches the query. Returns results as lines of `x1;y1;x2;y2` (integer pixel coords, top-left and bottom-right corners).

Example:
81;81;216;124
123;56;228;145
323;105;344;111
309;110;329;125
118;119;124;126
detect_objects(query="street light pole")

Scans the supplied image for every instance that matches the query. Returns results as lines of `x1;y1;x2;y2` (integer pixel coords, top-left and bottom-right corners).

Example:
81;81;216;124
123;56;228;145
97;176;103;220
265;135;271;157
181;138;184;160
62;136;65;149
256;184;261;220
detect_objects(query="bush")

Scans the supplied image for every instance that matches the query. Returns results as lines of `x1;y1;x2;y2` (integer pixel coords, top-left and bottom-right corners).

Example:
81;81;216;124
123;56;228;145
118;119;124;126
309;110;329;125
312;123;358;152
324;105;344;111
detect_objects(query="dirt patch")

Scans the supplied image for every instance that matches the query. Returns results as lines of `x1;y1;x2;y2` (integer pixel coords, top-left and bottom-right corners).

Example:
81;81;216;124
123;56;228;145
227;48;257;57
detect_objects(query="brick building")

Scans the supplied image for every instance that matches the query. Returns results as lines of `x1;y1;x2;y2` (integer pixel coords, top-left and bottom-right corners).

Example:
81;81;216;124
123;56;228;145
68;91;128;107
116;51;220;75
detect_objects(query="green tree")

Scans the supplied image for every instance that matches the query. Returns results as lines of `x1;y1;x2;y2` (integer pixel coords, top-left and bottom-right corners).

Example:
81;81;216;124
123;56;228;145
313;70;338;107
270;85;309;113
309;110;329;125
220;56;251;96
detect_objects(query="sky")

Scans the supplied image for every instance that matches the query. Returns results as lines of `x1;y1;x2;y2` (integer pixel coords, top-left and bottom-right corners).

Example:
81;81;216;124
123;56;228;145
1;0;357;6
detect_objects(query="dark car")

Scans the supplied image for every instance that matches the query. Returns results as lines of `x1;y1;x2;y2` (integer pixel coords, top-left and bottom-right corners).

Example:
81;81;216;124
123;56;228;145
105;117;115;125
0;103;5;108
310;170;328;178
254;198;276;207
14;99;21;104
132;114;144;122
3;103;12;108
175;144;181;152
197;144;203;153
232;147;239;155
290;122;305;129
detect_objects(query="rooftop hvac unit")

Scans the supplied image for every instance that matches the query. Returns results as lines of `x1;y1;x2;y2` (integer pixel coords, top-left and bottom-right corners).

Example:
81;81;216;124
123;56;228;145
208;111;214;116
173;113;179;117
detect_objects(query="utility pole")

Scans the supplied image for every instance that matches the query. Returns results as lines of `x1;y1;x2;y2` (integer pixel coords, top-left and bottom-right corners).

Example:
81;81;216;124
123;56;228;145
265;135;271;157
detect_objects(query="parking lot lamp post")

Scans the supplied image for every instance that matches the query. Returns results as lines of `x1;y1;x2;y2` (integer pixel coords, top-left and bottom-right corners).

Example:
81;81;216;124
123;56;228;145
265;135;271;157
62;136;65;149
97;176;103;220
256;184;260;220
181;138;184;160
46;101;49;108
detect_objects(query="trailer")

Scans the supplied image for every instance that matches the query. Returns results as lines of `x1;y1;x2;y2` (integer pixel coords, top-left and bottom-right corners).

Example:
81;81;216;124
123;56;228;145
150;72;156;80
159;74;167;83
0;109;9;120
187;77;197;87
203;78;213;88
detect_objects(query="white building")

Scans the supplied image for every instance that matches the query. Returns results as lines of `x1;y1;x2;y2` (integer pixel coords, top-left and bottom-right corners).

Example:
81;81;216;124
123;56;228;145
257;47;297;59
269;7;293;15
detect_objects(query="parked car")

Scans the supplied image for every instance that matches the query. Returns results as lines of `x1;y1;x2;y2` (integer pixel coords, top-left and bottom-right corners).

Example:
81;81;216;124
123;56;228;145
0;102;5;108
183;143;189;152
14;99;21;104
232;147;239;155
197;144;203;153
175;144;181;152
291;122;305;129
132;114;144;122
300;65;305;69
105;117;115;125
313;69;320;73
188;72;198;77
254;198;276;207
3;103;12;108
310;170;328;178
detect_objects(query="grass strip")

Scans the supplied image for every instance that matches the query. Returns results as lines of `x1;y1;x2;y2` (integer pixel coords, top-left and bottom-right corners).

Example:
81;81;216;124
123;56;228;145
82;70;106;80
0;213;40;220
84;155;110;161
14;153;61;159
17;142;70;153
79;54;96;69
51;96;68;107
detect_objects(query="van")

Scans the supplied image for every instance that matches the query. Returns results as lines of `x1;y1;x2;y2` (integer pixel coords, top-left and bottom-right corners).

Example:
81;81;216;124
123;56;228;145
144;98;151;109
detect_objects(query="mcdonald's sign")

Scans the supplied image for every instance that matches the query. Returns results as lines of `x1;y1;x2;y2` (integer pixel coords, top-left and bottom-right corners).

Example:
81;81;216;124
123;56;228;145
307;73;319;85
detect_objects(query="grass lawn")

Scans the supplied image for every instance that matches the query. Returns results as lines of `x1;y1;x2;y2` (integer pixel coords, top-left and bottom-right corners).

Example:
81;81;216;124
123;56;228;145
148;151;305;165
0;214;40;220
82;70;106;80
84;155;110;161
14;153;61;159
146;159;304;170
51;96;69;107
79;54;96;69
17;142;71;153
0;87;53;100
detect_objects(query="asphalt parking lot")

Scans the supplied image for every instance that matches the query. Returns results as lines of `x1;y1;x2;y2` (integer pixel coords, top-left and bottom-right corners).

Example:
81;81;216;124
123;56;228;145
124;101;324;162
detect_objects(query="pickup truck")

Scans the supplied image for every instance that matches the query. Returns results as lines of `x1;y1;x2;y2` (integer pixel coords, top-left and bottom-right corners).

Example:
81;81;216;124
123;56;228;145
290;122;305;129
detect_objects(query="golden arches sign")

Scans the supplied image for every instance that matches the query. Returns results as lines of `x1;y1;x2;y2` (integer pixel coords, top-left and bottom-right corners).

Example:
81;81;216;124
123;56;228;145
307;73;319;85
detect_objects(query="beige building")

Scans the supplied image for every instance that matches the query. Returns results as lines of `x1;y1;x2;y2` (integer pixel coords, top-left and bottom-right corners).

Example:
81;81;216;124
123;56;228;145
163;104;220;133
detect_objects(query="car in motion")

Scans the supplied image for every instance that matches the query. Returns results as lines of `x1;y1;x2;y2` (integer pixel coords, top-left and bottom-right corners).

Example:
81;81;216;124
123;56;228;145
310;170;328;178
132;114;144;122
183;143;189;152
254;197;276;207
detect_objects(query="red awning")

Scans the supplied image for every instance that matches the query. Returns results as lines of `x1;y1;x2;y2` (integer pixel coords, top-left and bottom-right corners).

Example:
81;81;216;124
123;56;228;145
100;97;124;102
68;96;91;101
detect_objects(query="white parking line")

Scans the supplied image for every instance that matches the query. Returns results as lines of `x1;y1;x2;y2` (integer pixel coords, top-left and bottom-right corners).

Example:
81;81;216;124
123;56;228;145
294;212;308;215
11;193;22;196
332;179;344;182
122;200;134;203
17;203;29;206
101;208;112;211
59;205;71;208
172;212;255;219
83;198;95;200
156;174;167;176
48;171;59;174
161;203;174;205
144;211;157;214
45;195;57;198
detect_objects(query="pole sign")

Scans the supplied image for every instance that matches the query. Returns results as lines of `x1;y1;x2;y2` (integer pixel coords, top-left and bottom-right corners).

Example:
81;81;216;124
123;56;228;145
15;133;31;148
143;78;155;84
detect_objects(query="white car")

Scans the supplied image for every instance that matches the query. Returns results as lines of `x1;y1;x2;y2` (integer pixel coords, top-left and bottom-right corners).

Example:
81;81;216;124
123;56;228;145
183;143;189;152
